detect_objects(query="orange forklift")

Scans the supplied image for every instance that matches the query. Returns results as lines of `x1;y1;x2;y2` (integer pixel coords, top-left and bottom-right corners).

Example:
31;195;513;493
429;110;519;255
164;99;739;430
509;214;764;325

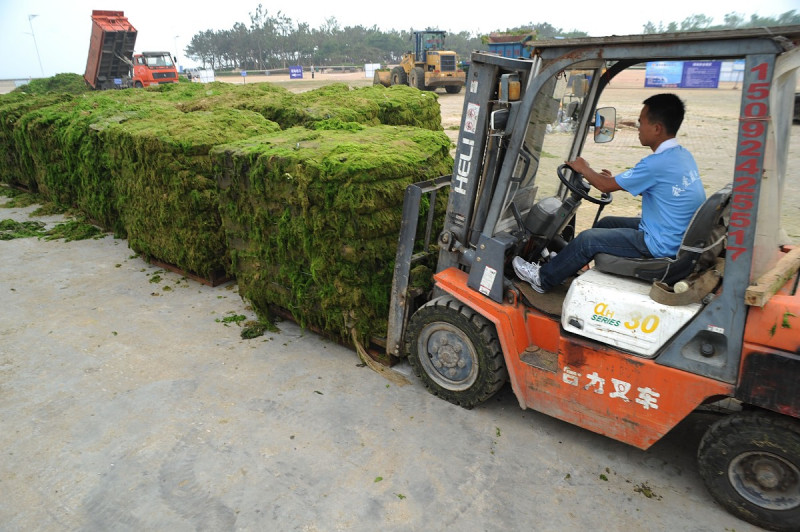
386;27;800;531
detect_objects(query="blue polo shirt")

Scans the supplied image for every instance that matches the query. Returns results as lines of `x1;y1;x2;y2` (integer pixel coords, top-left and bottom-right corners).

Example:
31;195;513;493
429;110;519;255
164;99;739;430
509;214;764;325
615;139;705;258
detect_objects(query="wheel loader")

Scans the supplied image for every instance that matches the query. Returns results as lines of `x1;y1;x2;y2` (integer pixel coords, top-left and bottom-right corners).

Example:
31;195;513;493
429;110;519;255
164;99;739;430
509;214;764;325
386;26;800;531
383;30;465;94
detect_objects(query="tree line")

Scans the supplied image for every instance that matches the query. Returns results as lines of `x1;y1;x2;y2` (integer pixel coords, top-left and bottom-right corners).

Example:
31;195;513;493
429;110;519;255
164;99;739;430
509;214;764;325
184;6;799;71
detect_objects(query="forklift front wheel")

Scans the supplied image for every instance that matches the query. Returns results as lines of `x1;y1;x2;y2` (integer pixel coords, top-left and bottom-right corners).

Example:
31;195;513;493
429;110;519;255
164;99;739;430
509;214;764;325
698;411;800;531
405;296;507;409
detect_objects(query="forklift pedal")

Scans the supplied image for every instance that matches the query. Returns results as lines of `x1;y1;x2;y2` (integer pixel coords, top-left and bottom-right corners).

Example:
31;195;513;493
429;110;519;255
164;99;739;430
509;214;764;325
519;346;558;373
513;279;571;318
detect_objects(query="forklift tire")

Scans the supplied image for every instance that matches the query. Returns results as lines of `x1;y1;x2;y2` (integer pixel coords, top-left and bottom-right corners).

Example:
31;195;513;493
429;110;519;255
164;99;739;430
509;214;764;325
390;66;407;86
410;67;425;91
445;85;463;94
405;295;507;408
134;81;143;89
697;411;800;531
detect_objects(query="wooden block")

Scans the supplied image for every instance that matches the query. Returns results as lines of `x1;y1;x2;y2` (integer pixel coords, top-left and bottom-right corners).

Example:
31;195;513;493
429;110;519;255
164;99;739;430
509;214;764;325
745;246;800;307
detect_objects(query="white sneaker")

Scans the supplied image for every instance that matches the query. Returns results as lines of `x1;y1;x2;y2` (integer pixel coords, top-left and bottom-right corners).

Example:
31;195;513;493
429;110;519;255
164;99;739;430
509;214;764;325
512;256;545;293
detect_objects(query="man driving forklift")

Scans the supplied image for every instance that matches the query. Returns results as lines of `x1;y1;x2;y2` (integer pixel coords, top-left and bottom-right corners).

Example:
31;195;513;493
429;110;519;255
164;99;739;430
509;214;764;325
513;93;705;292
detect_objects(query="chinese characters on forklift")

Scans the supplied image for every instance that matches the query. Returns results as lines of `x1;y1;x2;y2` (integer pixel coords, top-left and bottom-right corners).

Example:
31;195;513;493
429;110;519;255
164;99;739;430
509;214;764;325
594;107;616;143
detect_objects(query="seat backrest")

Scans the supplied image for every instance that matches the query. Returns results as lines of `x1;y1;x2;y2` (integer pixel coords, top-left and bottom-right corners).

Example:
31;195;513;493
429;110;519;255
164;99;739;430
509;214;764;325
675;183;732;270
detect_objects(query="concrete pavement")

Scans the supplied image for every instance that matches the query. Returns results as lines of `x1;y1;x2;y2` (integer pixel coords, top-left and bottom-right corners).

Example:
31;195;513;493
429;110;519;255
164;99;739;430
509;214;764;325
0;198;761;531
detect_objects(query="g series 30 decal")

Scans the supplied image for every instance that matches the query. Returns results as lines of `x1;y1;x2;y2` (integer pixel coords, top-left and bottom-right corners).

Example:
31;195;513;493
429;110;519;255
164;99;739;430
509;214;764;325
592;303;661;333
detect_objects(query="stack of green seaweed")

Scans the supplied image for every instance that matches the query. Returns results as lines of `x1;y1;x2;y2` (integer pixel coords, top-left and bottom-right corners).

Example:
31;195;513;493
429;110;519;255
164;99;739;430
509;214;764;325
0;92;74;191
6;85;279;277
212;124;452;343
0;74;453;343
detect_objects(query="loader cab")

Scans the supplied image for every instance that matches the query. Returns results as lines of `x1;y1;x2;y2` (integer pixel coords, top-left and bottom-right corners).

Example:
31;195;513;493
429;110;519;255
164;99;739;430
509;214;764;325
414;31;446;63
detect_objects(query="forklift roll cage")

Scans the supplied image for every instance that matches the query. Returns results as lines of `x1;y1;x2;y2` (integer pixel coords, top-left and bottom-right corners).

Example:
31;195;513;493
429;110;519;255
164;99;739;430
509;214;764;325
390;26;800;382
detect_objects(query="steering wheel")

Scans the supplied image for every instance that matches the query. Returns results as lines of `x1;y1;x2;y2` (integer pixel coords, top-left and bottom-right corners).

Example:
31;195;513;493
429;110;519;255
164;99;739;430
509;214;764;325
557;163;613;206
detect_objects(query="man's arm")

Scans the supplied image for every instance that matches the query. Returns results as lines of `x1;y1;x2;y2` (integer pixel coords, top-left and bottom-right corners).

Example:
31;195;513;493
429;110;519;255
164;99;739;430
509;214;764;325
566;157;623;193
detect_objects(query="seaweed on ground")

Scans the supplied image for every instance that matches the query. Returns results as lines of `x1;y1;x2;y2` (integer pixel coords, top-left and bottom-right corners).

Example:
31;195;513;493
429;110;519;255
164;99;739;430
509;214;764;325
0;217;103;241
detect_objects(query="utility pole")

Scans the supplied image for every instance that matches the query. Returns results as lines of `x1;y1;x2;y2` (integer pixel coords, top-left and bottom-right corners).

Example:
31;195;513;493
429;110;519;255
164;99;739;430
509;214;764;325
28;14;44;77
174;35;180;70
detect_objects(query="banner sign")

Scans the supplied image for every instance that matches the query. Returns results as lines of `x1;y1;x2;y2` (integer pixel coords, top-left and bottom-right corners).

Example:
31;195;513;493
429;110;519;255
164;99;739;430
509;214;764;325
289;66;304;79
645;62;683;88
681;61;721;88
645;61;722;88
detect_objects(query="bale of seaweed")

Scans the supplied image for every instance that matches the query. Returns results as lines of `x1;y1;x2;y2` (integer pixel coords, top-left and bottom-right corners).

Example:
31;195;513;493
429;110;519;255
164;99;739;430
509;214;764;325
212;124;453;344
172;81;305;125
100;107;281;279
11;73;92;96
0;92;74;190
171;81;443;131
357;84;443;131
0;77;447;286
16;89;189;235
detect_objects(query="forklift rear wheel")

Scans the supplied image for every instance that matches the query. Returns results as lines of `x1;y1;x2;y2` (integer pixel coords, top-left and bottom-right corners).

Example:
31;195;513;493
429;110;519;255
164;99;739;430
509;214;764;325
405;296;507;408
445;85;463;94
697;411;800;531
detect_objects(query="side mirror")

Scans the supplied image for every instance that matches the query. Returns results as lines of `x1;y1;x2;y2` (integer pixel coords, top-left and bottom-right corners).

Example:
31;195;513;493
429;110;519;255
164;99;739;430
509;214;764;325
594;107;616;143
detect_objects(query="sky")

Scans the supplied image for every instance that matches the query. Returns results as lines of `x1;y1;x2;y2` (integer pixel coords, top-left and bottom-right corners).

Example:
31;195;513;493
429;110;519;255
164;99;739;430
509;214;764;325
0;0;797;79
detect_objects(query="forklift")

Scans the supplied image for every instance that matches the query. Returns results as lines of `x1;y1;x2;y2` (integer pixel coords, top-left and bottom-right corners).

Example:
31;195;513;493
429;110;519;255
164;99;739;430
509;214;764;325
386;26;800;531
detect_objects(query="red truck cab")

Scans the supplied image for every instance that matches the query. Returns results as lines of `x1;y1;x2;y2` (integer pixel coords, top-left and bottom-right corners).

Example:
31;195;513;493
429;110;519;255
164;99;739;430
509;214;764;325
132;52;178;88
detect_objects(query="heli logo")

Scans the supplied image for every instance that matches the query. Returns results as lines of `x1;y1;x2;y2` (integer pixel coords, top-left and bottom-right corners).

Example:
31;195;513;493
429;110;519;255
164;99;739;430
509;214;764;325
454;137;475;195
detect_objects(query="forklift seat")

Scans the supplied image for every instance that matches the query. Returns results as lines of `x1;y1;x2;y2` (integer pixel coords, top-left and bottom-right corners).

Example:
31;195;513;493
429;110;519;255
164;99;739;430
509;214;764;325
593;184;732;285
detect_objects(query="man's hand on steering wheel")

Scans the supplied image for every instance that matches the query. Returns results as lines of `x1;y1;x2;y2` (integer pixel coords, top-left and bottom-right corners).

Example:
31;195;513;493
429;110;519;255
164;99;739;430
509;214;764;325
557;163;613;206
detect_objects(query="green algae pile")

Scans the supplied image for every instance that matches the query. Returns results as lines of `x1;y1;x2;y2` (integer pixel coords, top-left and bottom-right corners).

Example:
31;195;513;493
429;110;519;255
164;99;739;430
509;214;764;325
11;73;92;96
0;76;452;344
213;125;452;343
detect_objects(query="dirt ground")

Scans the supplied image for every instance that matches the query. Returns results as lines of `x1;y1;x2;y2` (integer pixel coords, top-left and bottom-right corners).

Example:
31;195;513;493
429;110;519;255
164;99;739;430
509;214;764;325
0;186;763;532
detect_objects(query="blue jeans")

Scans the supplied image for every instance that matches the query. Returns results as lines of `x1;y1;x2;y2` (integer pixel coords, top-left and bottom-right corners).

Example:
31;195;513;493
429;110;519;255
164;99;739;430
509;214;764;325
538;216;651;291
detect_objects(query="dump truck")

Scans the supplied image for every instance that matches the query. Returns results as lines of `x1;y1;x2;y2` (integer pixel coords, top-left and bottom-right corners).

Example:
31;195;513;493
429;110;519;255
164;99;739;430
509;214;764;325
381;30;465;94
486;31;535;59
387;26;800;531
131;51;179;88
84;10;178;90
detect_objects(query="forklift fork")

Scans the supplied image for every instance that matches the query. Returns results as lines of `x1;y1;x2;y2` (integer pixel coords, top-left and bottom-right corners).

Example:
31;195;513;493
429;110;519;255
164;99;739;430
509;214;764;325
386;175;451;358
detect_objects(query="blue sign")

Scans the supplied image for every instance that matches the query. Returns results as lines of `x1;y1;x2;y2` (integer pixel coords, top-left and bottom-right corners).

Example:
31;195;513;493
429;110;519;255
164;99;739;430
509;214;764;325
681;61;721;88
645;62;683;88
289;66;304;79
645;61;723;89
241;71;247;77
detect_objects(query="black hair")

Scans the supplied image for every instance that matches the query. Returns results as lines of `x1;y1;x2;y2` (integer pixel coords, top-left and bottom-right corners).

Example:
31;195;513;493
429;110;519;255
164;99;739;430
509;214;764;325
643;93;685;136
